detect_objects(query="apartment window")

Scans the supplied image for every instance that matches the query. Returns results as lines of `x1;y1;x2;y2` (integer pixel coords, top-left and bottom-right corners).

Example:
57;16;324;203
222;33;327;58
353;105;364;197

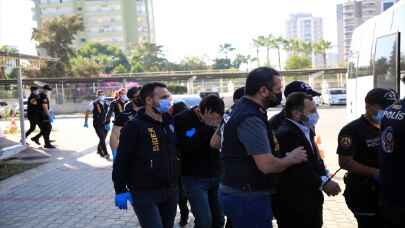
374;34;399;90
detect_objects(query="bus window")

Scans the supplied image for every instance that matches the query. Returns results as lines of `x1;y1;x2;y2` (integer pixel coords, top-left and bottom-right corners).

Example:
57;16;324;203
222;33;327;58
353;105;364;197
374;33;398;90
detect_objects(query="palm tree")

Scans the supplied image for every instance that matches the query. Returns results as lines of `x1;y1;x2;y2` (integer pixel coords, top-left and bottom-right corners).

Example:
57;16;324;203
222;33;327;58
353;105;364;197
259;35;273;66
313;40;332;68
270;36;285;70
300;41;313;58
219;43;236;61
252;38;263;66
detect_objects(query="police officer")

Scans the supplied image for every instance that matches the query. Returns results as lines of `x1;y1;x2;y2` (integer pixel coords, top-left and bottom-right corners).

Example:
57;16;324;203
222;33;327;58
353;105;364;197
105;88;128;130
269;81;321;130
31;85;55;148
174;95;225;228
25;86;41;139
219;67;307;228
337;88;397;228
124;86;142;112
380;81;405;227
109;86;142;160
113;82;178;228
85;90;110;160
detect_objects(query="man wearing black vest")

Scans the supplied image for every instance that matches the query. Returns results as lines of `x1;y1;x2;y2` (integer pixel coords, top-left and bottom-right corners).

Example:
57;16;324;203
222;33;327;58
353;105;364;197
84;90;110;160
174;95;225;228
31;85;55;148
105;88;128;129
25;86;41;139
220;67;308;228
113;82;178;228
109;86;142;160
274;92;340;228
380;78;405;227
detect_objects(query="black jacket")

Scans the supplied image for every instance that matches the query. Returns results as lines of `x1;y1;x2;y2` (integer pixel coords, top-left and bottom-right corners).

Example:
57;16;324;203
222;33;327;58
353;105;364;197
112;108;178;193
174;108;222;178
276;119;326;211
106;99;127;124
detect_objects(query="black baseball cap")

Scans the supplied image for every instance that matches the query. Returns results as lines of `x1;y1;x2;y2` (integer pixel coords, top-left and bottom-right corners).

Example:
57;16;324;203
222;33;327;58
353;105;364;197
42;85;52;91
365;88;397;109
284;81;321;98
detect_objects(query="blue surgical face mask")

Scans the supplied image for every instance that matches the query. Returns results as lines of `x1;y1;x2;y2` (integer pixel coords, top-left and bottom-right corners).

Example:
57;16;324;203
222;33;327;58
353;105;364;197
120;95;128;102
373;111;384;124
98;95;106;101
155;99;171;113
306;112;320;127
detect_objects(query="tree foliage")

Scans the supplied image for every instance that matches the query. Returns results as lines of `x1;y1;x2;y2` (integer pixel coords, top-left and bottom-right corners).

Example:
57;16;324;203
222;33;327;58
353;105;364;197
285;55;312;70
32;15;84;77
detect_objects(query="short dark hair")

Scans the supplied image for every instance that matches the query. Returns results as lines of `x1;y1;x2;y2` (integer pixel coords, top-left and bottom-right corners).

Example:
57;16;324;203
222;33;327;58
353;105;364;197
96;90;104;96
199;95;225;115
30;86;39;92
245;67;280;96
127;86;141;99
172;101;188;116
233;87;245;102
285;92;313;118
139;82;167;103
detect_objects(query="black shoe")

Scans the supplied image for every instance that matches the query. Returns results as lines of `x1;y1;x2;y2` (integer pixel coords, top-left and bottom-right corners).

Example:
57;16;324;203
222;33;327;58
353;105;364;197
44;144;56;149
50;140;56;143
104;155;112;161
179;217;188;227
31;137;41;145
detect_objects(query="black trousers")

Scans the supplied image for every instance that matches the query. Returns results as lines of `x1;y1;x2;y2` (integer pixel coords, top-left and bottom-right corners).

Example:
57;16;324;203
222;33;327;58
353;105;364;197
273;195;323;228
25;117;39;137
178;176;190;221
33;119;52;146
382;204;405;228
94;124;108;157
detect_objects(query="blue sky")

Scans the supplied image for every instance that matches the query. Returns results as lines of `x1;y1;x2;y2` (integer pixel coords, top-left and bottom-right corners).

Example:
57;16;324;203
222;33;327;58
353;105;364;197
0;0;345;62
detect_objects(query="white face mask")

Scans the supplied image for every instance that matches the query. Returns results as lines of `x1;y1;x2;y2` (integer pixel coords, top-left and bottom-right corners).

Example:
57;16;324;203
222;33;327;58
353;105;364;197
98;95;106;101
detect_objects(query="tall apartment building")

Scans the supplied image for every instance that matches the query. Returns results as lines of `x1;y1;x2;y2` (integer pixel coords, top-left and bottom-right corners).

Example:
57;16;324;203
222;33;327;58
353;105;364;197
381;0;400;11
286;13;324;68
33;0;155;51
337;0;381;64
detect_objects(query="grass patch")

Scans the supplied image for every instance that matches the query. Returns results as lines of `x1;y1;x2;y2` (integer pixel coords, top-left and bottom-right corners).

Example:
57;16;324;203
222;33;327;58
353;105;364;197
0;162;45;181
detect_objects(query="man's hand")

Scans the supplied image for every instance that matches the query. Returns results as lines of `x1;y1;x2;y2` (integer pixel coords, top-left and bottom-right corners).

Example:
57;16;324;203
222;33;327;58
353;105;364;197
323;180;341;196
105;123;111;131
285;146;307;165
84;122;88;128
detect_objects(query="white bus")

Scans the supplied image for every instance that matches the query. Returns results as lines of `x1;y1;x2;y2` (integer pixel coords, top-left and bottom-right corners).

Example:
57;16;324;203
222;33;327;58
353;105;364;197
346;0;405;121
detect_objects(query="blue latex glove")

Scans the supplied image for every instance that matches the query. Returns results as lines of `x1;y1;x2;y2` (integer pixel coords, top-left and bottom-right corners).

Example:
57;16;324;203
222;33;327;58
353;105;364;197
84;122;89;128
115;192;133;210
50;112;55;123
185;128;196;138
112;149;117;161
105;123;111;131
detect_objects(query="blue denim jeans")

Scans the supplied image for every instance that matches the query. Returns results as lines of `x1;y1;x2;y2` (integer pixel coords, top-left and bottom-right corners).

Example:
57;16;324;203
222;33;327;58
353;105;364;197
182;176;225;228
220;185;273;228
131;188;178;228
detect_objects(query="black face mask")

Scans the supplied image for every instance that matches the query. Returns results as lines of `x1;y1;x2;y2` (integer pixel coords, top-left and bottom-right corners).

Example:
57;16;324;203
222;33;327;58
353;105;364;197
267;92;282;108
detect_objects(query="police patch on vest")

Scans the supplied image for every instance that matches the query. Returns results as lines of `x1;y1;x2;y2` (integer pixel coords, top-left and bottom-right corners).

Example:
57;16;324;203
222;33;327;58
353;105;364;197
381;126;394;154
339;136;352;149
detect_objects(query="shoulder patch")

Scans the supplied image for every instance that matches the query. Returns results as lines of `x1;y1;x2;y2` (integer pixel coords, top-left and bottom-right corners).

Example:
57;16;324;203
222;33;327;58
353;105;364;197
30;98;38;105
381;126;394;154
339;136;352;149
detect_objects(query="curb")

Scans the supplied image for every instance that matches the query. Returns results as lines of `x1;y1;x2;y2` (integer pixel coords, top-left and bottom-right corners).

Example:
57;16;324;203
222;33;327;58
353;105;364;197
0;144;27;160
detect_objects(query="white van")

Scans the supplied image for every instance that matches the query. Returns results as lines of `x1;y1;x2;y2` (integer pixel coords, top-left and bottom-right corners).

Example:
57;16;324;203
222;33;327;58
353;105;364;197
346;1;405;121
